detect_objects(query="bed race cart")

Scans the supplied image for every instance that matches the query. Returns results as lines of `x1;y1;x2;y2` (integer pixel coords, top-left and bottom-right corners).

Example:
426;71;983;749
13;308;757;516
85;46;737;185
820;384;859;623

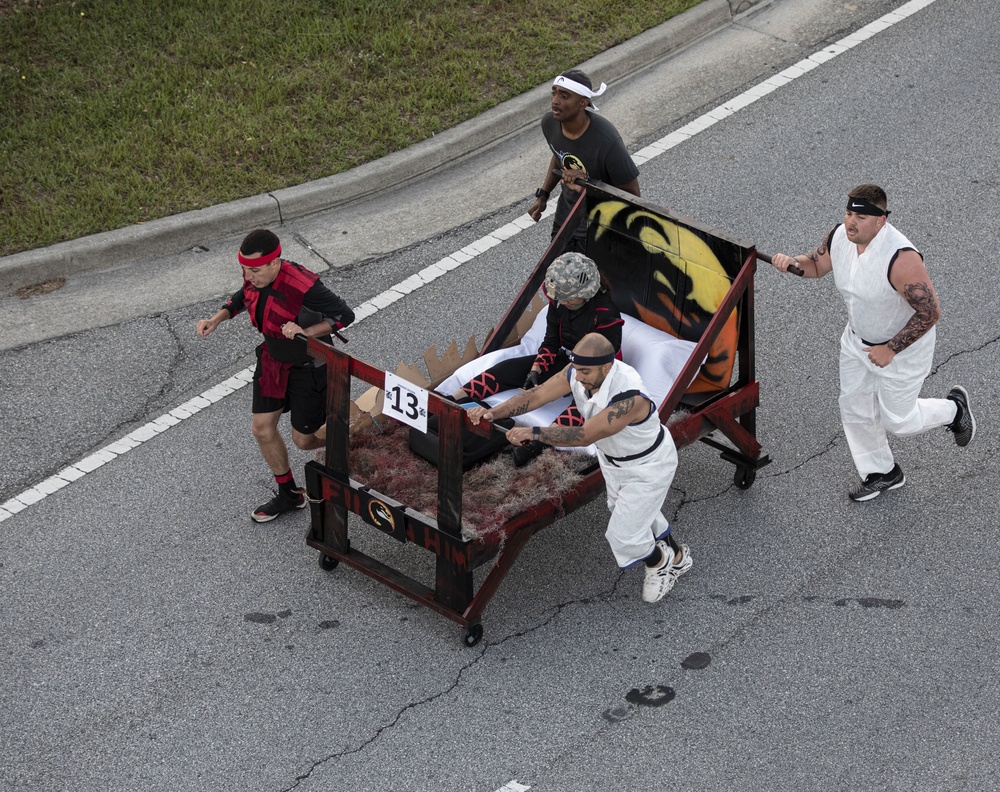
301;181;770;646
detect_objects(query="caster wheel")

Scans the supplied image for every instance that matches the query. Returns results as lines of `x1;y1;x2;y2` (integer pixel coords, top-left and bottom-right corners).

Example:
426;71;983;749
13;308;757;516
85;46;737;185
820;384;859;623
463;623;484;647
734;466;756;490
318;554;339;571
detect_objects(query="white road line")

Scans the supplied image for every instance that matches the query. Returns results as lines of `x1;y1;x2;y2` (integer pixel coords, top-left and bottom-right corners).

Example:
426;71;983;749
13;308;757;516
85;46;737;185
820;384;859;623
0;0;938;524
495;782;530;792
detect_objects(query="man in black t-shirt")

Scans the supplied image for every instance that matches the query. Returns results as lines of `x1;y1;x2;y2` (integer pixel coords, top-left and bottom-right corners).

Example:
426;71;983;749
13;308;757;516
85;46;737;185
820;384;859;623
527;69;640;251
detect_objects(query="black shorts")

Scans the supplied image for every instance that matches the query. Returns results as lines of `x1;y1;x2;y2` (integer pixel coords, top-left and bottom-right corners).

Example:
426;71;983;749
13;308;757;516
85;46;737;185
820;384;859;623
252;357;327;435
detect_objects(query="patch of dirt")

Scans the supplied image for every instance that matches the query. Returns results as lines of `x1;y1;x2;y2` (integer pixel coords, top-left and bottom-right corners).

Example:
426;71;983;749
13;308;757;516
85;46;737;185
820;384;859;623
14;278;66;299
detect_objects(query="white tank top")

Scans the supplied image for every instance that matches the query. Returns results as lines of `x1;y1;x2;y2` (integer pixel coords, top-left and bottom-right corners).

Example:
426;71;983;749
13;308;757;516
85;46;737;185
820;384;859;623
830;222;920;344
570;360;661;459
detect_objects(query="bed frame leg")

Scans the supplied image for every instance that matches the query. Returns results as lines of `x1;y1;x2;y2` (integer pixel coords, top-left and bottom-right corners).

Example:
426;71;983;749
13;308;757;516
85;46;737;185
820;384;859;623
436;556;473;615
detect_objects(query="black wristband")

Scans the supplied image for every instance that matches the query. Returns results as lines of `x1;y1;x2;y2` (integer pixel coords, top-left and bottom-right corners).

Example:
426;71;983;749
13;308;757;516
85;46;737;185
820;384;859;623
534;188;550;200
532;426;541;441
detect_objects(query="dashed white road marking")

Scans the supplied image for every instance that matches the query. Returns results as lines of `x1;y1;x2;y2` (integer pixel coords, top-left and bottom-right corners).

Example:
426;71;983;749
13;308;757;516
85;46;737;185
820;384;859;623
0;0;939;524
495;782;530;792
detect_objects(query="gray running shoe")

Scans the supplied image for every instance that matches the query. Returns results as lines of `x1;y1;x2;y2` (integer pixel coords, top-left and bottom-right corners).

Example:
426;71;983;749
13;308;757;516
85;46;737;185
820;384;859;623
947;385;976;447
848;463;905;502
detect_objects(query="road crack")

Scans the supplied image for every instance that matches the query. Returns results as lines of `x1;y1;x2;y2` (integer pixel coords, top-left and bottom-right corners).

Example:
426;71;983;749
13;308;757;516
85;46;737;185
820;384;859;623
279;581;623;790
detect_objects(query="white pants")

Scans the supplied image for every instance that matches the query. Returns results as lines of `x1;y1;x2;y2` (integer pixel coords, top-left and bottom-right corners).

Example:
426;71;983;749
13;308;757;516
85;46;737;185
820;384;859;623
838;325;956;478
601;435;678;568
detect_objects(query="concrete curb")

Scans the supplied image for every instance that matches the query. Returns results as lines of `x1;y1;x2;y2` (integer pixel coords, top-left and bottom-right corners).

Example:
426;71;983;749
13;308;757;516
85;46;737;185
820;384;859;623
0;0;757;293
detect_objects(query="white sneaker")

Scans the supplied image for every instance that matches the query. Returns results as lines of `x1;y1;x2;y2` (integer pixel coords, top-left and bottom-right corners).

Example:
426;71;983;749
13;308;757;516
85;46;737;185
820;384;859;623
642;541;693;603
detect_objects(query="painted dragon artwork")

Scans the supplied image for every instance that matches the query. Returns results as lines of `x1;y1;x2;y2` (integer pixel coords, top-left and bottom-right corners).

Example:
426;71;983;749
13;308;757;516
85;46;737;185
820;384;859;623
585;195;749;395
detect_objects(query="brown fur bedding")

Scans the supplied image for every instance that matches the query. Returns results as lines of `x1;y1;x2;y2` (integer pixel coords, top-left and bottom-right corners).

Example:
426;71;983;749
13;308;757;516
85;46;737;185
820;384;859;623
347;419;593;539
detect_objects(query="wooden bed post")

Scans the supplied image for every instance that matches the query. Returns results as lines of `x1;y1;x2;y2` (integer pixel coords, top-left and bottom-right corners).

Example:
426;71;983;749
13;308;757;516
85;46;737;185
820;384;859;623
311;344;352;553
737;248;759;439
434;402;474;615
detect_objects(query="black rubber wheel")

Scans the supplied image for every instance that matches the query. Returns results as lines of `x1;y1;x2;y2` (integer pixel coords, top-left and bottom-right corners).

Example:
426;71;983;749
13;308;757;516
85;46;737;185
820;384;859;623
318;554;339;571
734;466;756;490
463;623;484;647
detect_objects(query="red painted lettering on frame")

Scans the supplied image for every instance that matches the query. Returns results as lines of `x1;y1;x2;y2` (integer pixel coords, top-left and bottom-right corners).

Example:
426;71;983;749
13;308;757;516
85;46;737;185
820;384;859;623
447;544;468;571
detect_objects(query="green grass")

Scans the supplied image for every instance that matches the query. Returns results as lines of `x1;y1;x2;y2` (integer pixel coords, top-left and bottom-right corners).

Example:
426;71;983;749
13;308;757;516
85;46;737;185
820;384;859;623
0;0;701;257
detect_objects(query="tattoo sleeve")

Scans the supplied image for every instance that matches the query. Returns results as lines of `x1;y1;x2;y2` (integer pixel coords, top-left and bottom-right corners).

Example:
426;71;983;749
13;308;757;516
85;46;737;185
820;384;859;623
539;426;586;445
887;281;938;353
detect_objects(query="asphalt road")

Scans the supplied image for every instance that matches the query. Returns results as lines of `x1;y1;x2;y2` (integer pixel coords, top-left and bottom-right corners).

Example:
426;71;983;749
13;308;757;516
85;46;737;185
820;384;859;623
3;0;999;790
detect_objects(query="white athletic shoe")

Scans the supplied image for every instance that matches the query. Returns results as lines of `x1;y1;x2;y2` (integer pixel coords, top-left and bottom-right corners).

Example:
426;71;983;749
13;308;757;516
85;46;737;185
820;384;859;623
642;541;693;603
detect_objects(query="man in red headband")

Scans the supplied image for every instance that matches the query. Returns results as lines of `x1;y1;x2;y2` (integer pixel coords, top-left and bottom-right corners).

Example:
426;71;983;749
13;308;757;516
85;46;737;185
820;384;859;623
196;229;354;522
466;333;693;604
528;69;640;252
770;184;975;502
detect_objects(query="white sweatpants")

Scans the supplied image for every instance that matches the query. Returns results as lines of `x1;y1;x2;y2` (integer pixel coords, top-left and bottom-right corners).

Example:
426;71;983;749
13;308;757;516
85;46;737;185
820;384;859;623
838;325;957;479
601;435;678;568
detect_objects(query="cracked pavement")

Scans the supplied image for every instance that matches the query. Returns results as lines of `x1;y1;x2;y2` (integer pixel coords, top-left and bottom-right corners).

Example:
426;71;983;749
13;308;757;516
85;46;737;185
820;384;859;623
3;1;1000;789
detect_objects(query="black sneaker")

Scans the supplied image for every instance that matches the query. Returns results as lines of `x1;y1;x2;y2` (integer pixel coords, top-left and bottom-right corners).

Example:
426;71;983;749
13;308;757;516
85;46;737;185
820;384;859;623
848;463;905;502
946;385;976;447
251;489;306;522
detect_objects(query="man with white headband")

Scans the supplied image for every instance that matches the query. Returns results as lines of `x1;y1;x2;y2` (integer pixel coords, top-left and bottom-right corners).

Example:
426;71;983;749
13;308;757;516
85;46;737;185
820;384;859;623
770;184;975;502
528;69;640;252
467;333;693;604
196;229;355;523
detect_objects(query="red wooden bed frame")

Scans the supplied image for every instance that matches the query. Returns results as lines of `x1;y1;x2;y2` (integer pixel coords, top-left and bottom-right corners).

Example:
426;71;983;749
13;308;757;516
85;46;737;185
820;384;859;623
302;182;770;646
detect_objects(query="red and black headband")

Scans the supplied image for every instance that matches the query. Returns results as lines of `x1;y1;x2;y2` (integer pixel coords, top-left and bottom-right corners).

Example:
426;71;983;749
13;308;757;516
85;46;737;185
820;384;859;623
238;243;282;268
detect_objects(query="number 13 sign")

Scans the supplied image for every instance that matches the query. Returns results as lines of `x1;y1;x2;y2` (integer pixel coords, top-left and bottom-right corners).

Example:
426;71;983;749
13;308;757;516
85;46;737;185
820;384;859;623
383;372;429;433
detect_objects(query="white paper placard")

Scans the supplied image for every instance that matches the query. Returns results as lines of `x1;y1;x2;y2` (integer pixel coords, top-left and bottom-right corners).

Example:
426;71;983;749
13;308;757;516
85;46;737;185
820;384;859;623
383;372;429;433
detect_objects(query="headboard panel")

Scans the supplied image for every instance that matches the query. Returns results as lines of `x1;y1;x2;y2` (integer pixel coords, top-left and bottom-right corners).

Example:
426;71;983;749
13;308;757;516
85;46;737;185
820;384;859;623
583;185;752;394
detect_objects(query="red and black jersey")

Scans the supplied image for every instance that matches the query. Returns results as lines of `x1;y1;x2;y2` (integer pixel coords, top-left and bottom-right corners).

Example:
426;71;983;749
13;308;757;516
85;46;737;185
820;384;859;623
533;286;624;373
223;260;354;398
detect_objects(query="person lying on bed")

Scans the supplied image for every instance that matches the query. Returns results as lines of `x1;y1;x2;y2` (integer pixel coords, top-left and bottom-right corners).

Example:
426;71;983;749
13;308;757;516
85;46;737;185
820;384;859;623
452;251;623;466
466;333;693;603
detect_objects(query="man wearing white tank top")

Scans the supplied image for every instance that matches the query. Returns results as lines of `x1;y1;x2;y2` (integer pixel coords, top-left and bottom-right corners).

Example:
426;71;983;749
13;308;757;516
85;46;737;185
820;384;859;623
770;184;976;502
466;334;693;603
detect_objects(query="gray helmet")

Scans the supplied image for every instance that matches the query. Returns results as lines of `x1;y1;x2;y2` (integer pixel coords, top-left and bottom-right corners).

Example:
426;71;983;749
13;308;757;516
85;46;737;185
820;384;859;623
544;252;601;302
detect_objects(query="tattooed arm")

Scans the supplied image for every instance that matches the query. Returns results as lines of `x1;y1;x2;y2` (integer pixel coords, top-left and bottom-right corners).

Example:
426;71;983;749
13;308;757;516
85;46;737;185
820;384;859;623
507;392;655;448
770;227;835;278
866;250;941;367
467;364;573;425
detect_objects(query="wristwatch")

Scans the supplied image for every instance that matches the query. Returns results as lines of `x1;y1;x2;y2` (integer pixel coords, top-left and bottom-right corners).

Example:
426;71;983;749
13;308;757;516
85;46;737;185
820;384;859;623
532;426;541;441
534;187;550;200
